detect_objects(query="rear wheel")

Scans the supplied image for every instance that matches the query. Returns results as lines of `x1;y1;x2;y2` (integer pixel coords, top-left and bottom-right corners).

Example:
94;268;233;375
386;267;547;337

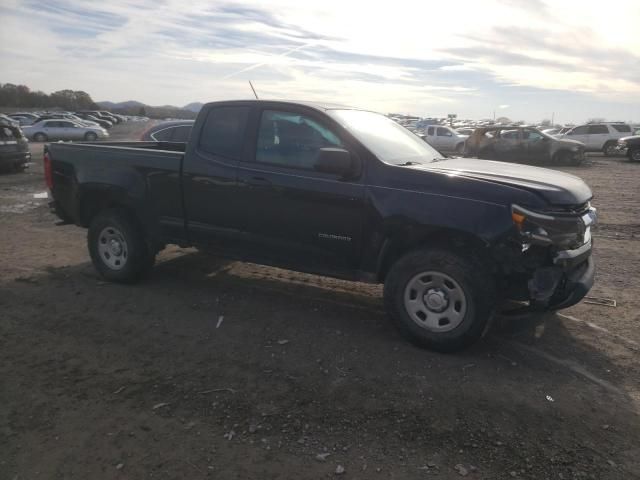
88;209;155;283
383;248;495;352
629;148;640;162
84;131;98;141
33;132;47;142
603;141;618;157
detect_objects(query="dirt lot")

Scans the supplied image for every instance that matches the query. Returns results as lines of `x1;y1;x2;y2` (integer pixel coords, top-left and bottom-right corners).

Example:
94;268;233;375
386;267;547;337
1;124;639;479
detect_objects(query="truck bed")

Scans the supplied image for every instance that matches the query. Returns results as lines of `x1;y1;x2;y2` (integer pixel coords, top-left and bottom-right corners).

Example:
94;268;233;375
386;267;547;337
47;141;186;238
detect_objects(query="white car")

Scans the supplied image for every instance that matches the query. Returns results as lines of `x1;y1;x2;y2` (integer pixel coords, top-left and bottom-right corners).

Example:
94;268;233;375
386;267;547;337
423;125;468;154
22;120;109;142
557;123;633;155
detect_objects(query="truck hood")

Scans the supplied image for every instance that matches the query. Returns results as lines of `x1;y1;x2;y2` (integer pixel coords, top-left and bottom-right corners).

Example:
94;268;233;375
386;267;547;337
418;158;592;206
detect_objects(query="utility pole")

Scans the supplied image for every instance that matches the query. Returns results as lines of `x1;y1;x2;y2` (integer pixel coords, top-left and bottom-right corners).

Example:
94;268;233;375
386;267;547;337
551;112;555;125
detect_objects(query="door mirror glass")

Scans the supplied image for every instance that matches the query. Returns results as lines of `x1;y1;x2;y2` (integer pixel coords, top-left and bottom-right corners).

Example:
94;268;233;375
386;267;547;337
314;147;353;176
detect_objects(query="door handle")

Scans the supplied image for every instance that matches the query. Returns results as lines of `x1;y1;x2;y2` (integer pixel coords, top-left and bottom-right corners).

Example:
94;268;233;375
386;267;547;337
246;176;272;187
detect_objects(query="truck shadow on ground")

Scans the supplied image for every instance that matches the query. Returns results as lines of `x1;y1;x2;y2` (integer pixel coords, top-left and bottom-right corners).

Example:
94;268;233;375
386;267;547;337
27;248;640;404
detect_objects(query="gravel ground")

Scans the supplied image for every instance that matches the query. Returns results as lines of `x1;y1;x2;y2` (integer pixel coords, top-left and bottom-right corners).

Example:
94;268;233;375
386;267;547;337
1;126;639;479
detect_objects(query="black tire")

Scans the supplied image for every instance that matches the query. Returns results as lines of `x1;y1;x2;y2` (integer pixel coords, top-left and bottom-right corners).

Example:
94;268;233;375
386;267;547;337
33;132;47;142
84;131;98;141
87;208;155;283
628;148;640;162
602;141;617;157
383;248;495;352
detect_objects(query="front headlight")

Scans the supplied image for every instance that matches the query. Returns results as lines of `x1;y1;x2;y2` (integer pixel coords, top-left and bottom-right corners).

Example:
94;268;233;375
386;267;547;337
511;205;554;245
512;204;591;249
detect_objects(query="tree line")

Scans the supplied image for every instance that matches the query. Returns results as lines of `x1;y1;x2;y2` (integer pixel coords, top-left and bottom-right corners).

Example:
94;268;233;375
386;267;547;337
0;83;100;110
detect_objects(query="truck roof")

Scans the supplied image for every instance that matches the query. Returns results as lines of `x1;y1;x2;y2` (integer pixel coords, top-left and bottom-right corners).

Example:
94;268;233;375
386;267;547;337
201;99;361;112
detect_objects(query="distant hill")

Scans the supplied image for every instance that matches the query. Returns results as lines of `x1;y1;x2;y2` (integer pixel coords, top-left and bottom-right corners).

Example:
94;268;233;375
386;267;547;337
97;99;198;120
183;102;204;112
97;100;146;109
98;100;204;112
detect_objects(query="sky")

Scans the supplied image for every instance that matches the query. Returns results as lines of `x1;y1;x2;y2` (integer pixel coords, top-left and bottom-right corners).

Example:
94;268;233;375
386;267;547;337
1;0;639;124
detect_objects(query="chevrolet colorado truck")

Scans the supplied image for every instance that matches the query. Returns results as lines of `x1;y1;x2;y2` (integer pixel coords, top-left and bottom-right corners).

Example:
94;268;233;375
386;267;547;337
46;100;596;352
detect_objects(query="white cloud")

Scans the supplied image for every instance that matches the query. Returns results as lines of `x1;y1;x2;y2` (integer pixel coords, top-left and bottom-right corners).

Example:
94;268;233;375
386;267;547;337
1;0;639;122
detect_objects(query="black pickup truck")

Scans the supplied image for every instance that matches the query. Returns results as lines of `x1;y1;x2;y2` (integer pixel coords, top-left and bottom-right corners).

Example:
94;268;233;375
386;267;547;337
46;100;596;352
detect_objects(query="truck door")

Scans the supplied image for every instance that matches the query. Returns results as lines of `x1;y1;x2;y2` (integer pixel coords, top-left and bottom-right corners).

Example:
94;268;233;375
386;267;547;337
181;105;251;246
236;107;366;275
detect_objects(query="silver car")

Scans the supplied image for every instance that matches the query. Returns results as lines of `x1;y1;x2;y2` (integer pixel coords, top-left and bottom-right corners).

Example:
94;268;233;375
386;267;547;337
23;120;109;142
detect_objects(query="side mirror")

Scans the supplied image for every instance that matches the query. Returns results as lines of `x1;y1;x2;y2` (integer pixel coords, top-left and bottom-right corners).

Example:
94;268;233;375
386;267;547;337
314;147;353;177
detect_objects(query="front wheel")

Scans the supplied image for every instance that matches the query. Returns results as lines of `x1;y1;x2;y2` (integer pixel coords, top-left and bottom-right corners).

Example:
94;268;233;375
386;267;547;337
33;132;47;142
84;131;98;141
384;248;495;352
88;209;155;283
629;148;640;162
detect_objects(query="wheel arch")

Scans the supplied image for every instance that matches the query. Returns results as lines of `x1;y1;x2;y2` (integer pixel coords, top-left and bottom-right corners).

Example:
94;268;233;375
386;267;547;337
376;227;492;283
77;185;140;228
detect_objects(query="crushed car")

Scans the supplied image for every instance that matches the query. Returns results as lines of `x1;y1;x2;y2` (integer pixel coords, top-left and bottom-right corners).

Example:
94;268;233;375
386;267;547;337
0;116;30;172
465;126;585;165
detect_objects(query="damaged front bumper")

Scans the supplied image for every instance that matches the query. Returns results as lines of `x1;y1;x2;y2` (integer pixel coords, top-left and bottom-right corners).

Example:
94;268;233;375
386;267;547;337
503;204;596;311
528;240;594;310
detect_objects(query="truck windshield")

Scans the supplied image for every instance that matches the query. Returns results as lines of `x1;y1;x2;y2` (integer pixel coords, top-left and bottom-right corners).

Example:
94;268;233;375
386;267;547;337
330;109;442;165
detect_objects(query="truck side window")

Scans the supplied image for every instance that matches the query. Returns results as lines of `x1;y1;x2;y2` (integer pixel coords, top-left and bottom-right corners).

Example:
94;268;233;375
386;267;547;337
255;110;343;170
436;127;452;137
427;127;434;136
199;106;250;160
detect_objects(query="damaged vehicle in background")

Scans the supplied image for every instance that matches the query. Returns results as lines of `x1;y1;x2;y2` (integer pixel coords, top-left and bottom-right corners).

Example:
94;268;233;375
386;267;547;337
45;100;596;352
465;126;586;165
617;134;640;162
0;117;30;172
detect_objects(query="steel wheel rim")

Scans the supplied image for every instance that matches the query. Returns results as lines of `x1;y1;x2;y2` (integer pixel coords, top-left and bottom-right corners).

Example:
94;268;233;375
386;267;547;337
605;145;616;156
97;226;128;270
403;271;467;332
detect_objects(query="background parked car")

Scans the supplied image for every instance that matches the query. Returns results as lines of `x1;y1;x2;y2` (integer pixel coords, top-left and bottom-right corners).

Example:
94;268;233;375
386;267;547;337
22;120;109;142
455;127;475;136
0;114;20;127
0;117;30;172
617;135;640;162
422;125;468;154
140;120;194;142
465;126;585;165
74;112;113;129
557;122;632;155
